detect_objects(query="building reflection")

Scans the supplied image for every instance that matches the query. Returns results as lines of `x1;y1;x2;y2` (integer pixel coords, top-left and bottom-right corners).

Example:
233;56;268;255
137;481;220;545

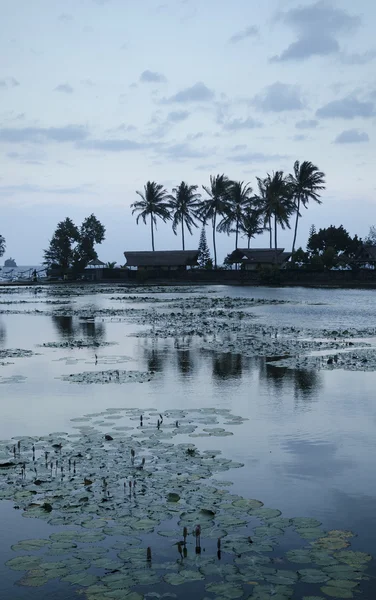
212;352;243;380
260;358;321;400
51;316;106;342
142;338;168;373
0;321;6;347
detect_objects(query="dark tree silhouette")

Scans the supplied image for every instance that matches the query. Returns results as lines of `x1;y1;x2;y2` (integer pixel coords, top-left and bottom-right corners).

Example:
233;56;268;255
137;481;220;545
131;181;171;251
0;234;5;258
197;226;211;268
217;181;253;249
167;181;201;250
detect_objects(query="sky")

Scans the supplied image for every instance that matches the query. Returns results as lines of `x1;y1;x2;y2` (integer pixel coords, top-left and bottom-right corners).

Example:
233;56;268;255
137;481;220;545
1;0;376;265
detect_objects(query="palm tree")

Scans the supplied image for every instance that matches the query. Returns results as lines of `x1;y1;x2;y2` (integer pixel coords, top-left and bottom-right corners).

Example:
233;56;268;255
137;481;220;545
260;172;295;259
196;174;233;268
254;178;272;248
131;181;171;251
217;181;253;250
289;160;326;256
239;207;264;249
167;182;201;250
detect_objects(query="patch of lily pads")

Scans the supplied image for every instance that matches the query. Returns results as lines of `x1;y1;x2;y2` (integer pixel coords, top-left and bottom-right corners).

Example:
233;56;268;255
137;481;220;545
39;340;116;349
0;408;373;600
60;369;155;384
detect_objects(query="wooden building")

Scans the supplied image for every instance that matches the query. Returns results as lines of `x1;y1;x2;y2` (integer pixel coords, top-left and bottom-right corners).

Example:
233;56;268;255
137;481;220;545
124;250;199;271
228;248;291;270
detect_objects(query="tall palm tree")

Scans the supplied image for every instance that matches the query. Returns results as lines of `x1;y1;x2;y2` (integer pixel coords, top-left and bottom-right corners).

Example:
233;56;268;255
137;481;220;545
167;182;201;250
239;207;264;249
254;177;272;248
260;172;295;259
289;160;326;256
217;181;253;250
131;181;171;251
196;174;233;268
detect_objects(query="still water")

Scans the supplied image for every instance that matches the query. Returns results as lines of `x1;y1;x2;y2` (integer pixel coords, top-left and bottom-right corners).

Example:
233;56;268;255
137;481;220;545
0;284;376;599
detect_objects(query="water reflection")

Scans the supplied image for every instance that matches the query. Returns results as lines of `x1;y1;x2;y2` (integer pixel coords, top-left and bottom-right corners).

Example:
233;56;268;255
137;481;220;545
51;316;106;342
175;338;194;376
0;320;6;347
260;360;322;400
212;352;243;380
142;339;169;373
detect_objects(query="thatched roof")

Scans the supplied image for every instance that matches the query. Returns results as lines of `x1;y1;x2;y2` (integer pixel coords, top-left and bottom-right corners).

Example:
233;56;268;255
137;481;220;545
124;250;199;267
87;258;106;267
229;248;291;264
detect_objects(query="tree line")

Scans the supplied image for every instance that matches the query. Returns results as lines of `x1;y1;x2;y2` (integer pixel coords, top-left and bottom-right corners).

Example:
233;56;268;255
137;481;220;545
131;160;326;268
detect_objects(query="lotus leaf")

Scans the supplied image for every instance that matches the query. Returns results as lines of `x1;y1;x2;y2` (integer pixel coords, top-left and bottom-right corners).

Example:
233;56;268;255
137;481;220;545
6;555;41;571
286;549;312;564
293;517;322;529
326;580;358;590
18;574;49;587
62;571;99;586
336;551;372;568
251;508;282;520
11;538;50;551
264;570;298;585
298;569;330;584
205;582;243;598
164;571;204;585
320;586;354;598
296;528;325;540
251;584;294;599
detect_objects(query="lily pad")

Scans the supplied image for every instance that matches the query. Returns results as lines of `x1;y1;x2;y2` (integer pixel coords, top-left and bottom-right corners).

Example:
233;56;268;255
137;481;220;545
164;571;204;585
6;555;41;571
205;582;244;598
11;538;50;551
298;569;330;584
320;586;354;598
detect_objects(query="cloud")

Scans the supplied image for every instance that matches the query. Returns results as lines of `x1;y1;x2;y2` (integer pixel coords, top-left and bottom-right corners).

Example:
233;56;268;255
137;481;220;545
58;13;73;22
295;119;318;129
223;116;263;131
334;129;369;144
166;110;190;123
293;134;307;142
272;1;360;61
316;96;375;119
76;139;144;152
229;25;258;44
0;125;89;143
252;82;305;112
161;142;207;159
229;151;288;163
162;82;214;103
0;77;20;90
54;83;74;94
81;78;95;87
140;70;167;83
340;50;376;65
0;183;92;197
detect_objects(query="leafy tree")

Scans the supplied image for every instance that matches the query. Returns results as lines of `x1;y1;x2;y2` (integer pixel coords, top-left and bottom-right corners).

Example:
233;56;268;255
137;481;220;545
44;217;80;270
131;181;171;251
73;214;106;271
106;261;117;269
292;247;309;266
196;174;233;268
217;181;253;249
364;225;376;245
238;206;264;249
254;177;272;248
289;160;325;256
307;225;354;255
44;215;105;272
197;225;211;268
0;234;5;257
258;172;294;257
167;181;201;250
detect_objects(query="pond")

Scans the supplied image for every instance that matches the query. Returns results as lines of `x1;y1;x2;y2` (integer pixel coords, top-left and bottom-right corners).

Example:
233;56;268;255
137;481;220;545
0;283;375;600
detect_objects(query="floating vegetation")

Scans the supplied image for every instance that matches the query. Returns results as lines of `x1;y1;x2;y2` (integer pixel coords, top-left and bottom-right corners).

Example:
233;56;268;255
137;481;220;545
39;340;116;349
0;408;372;599
0;348;34;359
60;369;155;384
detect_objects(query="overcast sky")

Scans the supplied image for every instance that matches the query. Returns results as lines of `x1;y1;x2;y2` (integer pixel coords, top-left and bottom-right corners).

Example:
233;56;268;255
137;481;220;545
1;0;375;265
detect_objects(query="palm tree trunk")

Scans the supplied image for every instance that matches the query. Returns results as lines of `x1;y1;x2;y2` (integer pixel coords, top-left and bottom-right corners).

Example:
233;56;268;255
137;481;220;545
181;219;185;251
291;196;300;259
235;218;239;250
151;214;155;251
213;212;217;269
269;217;272;249
274;216;278;264
248;236;251;249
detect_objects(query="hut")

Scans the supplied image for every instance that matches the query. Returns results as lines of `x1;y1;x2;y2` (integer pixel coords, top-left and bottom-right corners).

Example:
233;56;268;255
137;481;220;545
228;248;291;270
123;250;199;271
85;258;106;280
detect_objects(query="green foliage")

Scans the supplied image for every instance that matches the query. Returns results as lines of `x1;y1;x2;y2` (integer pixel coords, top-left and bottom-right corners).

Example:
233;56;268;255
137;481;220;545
44;215;105;272
167;181;201;250
257;171;295;251
0;234;5;257
292;247;309;266
197;226;211;268
307;225;361;257
106;262;117;269
196;174;233;268
131;181;171;251
257;264;282;284
364;225;376;245
217;181;253;249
